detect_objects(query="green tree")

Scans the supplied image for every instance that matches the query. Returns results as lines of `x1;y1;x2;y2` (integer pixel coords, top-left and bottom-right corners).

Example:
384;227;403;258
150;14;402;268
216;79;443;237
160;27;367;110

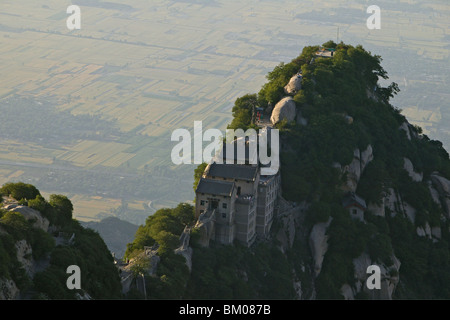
49;194;73;226
0;211;30;239
228;94;258;130
0;182;41;201
129;251;151;277
172;203;195;226
193;163;207;192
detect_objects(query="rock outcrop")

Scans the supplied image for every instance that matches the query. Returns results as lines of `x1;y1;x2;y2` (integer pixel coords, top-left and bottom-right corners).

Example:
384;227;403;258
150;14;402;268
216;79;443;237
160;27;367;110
275;197;300;252
428;183;441;205
6;205;49;232
399;121;419;141
335;145;373;192
270;96;297;125
416;222;432;238
276;212;296;253
284;74;302;95
15;240;33;277
351;252;401;300
430;173;450;217
0;278;19;300
174;226;193;271
403;202;416;223
309;217;332;277
403;158;423;182
193;209;216;248
399;122;412;140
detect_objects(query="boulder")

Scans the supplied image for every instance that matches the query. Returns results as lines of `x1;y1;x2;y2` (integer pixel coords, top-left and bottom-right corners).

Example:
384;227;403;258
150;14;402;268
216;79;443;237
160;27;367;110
284;74;302;95
270;97;297;125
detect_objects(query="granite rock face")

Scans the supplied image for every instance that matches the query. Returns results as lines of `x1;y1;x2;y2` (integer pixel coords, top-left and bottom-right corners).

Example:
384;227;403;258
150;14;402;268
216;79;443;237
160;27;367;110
270;96;297;125
309;217;332;277
403;158;423;182
7;205;49;232
284;74;302;95
335;145;373;192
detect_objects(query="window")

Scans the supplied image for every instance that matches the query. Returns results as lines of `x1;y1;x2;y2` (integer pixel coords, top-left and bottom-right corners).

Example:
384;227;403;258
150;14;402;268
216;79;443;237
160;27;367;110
200;200;205;206
222;203;227;209
352;209;358;215
222;212;226;218
210;200;219;209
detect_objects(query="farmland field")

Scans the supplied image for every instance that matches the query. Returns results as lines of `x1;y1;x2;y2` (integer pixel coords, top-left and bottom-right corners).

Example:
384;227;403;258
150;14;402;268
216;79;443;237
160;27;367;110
0;0;449;224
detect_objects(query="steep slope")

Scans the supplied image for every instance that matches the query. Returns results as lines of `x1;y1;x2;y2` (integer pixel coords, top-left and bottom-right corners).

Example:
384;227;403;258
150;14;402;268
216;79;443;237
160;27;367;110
270;41;450;299
125;41;450;300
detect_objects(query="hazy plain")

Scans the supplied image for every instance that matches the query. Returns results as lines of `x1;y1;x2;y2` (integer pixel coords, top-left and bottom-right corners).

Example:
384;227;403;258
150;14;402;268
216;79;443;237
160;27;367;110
0;0;448;223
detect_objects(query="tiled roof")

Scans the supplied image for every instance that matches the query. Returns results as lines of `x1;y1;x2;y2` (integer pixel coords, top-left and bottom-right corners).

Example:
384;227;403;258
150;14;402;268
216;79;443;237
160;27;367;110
196;178;235;196
207;162;258;181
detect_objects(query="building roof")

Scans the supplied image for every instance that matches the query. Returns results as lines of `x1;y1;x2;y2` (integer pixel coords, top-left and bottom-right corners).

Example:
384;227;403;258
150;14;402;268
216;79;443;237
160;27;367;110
196;178;235;197
207;162;258;181
315;48;335;58
342;192;367;210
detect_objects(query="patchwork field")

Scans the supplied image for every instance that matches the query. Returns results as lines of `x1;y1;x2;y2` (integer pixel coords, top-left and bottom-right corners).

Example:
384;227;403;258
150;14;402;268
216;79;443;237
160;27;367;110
0;0;448;223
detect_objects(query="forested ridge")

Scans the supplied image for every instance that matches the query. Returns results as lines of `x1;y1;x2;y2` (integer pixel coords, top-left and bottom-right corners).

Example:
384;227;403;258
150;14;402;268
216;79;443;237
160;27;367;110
125;41;450;299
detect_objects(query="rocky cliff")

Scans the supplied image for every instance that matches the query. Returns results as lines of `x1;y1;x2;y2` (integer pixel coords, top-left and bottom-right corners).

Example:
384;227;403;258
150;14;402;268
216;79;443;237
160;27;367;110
125;41;450;300
0;190;122;300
